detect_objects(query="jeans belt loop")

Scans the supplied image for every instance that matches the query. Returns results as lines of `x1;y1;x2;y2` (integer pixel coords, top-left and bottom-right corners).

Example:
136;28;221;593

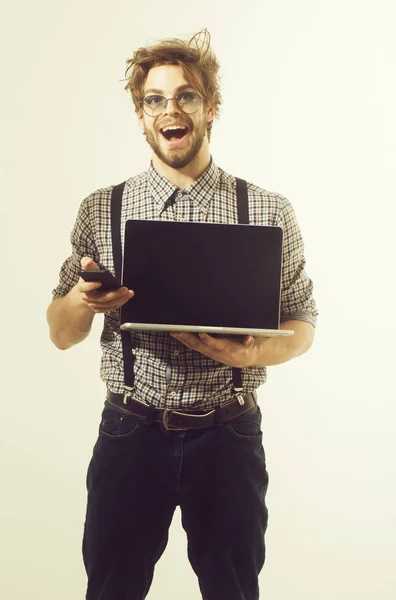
214;405;222;426
144;405;156;427
162;409;171;431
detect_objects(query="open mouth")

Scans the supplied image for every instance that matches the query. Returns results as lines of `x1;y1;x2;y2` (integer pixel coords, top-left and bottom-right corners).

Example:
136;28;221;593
160;126;189;143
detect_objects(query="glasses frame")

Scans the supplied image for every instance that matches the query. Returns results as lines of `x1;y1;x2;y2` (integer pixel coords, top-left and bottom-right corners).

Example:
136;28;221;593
140;92;204;117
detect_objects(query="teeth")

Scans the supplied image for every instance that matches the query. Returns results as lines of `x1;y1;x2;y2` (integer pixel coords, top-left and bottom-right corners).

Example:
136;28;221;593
162;125;187;132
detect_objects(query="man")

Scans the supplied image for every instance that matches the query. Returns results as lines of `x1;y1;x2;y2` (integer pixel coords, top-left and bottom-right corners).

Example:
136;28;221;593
47;29;318;600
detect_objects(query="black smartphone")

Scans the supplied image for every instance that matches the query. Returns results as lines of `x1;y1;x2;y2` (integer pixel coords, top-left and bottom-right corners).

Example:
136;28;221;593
79;269;121;291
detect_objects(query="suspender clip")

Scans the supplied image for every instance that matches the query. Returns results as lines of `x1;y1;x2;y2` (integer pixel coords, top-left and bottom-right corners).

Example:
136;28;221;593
236;394;245;406
123;386;134;404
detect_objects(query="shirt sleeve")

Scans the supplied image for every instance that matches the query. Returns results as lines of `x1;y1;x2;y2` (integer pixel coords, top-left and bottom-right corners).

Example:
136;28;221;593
51;195;101;301
277;196;319;327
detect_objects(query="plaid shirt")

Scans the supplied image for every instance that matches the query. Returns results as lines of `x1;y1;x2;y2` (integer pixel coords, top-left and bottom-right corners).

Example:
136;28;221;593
52;157;318;410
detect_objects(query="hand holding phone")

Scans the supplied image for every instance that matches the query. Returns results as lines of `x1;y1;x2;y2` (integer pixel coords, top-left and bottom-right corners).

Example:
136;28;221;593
78;258;134;313
79;268;121;291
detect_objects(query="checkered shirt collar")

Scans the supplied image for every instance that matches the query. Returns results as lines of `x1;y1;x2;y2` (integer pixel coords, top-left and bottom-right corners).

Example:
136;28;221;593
147;155;220;214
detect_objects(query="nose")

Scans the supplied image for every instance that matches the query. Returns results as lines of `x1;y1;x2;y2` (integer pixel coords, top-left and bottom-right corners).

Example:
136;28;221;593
164;97;180;114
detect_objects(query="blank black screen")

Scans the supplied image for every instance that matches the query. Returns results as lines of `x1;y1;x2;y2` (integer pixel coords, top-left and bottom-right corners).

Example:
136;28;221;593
121;220;283;329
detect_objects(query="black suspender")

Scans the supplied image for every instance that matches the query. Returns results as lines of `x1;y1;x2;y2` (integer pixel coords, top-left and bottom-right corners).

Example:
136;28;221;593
110;177;250;401
110;182;135;395
236;177;249;225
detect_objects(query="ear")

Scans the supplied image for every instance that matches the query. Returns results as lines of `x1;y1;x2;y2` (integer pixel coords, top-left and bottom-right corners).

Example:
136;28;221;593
206;103;216;124
136;108;144;131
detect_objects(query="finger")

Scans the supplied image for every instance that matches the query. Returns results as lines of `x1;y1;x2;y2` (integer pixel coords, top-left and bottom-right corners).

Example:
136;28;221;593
81;256;100;270
198;332;218;345
79;280;103;293
85;295;132;312
82;289;134;311
172;332;223;352
198;332;239;346
171;332;200;347
84;287;133;301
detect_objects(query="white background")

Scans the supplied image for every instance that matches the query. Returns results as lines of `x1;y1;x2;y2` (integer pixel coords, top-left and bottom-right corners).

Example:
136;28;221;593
1;1;395;598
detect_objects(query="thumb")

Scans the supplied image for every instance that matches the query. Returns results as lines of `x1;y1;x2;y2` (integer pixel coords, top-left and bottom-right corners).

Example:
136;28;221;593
243;336;254;345
81;256;99;270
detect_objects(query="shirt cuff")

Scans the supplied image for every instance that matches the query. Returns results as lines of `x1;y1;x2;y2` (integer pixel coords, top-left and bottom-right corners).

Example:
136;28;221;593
280;311;317;328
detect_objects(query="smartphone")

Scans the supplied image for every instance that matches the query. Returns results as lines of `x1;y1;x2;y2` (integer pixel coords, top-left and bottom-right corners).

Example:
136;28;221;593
79;269;121;291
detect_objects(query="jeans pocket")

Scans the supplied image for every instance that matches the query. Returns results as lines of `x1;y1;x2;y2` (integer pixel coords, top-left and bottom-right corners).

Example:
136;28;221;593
98;406;141;440
225;404;263;440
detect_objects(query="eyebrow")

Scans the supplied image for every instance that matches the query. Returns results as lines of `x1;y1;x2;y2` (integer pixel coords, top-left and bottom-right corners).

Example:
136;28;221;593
144;84;195;95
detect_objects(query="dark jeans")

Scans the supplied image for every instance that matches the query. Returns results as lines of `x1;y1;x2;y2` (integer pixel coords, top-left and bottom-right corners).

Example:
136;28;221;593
82;396;269;600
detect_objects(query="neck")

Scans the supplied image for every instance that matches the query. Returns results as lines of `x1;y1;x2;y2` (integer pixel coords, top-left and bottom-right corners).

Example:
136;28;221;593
151;149;211;189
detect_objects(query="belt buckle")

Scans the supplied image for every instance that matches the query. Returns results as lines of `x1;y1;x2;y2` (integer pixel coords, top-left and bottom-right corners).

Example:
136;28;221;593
162;408;189;431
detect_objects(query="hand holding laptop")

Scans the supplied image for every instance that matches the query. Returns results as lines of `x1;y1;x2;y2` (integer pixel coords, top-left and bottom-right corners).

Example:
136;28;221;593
170;331;264;368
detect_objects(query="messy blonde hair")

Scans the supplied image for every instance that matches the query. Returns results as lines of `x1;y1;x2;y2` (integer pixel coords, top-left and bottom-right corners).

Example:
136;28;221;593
123;29;222;142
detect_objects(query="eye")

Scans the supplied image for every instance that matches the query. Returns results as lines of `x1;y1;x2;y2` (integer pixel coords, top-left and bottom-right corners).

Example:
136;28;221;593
145;95;164;106
178;92;196;102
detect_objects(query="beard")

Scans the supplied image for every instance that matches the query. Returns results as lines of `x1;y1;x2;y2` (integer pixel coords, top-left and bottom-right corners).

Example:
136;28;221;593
142;119;207;169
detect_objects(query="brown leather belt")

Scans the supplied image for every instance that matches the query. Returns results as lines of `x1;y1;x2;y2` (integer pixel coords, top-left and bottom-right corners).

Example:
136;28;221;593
106;390;258;431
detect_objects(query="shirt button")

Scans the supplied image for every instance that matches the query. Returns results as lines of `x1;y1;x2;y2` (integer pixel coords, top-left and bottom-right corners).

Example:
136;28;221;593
169;392;177;398
173;350;180;356
180;194;191;201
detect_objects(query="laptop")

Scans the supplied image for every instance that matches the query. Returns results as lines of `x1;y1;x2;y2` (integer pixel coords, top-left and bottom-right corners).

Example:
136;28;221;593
120;220;294;338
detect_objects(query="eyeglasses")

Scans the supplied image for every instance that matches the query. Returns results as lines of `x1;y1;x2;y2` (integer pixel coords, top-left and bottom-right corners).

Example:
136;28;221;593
140;92;203;117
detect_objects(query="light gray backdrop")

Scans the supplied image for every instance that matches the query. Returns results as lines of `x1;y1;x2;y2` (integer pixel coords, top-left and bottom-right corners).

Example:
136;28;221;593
1;1;395;598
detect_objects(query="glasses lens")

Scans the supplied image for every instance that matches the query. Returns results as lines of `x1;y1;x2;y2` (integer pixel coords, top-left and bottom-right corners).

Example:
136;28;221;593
143;96;167;116
177;92;202;114
143;93;202;116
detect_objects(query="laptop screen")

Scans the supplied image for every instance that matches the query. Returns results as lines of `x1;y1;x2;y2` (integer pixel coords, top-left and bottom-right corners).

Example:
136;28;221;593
121;220;283;330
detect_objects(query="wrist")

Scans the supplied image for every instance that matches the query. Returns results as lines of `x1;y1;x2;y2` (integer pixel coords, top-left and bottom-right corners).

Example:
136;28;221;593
67;285;95;337
248;336;281;367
